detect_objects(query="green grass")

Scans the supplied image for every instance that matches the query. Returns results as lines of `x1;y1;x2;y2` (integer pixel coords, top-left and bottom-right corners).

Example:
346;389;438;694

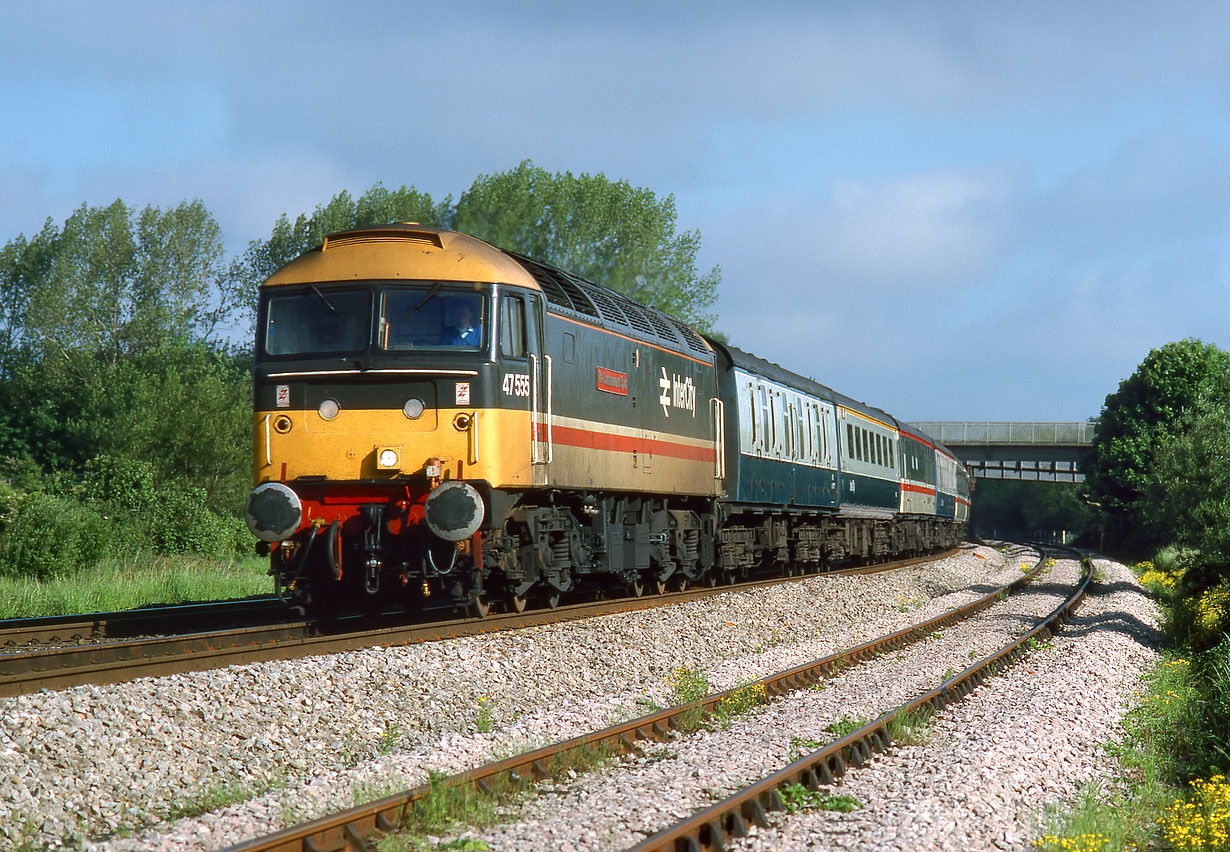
167;778;260;821
780;783;861;813
375;770;517;852
885;707;933;747
823;715;866;739
0;553;271;618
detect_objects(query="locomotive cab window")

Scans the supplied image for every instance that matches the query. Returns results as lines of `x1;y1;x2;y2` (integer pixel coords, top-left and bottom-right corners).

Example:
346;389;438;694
381;286;487;351
265;288;371;356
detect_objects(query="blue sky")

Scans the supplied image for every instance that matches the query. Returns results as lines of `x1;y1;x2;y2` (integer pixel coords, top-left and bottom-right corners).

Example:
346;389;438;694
3;0;1228;422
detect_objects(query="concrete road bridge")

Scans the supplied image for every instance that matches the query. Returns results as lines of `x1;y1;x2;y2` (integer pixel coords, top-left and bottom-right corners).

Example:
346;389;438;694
908;422;1094;483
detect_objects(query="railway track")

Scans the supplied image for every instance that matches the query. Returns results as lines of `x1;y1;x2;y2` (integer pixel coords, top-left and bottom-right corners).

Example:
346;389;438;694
218;545;1084;852
0;550;956;698
0;596;285;648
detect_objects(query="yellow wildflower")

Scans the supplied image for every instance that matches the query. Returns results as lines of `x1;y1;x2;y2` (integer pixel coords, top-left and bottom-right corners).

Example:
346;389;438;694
1159;775;1230;850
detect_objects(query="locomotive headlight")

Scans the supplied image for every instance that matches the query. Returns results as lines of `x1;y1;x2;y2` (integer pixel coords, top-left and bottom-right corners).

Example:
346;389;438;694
318;399;340;420
376;446;401;469
402;398;425;419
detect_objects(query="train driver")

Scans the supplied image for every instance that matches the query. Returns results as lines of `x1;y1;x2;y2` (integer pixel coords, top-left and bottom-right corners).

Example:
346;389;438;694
440;302;482;347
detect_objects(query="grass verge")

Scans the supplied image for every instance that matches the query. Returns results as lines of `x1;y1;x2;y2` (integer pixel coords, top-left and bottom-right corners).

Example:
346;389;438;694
1033;557;1230;851
0;553;271;618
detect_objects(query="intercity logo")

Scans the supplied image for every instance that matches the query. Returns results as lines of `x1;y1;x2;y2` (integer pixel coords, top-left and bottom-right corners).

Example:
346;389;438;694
658;367;697;417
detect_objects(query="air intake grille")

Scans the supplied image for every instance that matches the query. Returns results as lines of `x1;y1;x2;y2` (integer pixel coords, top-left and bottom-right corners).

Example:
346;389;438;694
510;252;708;356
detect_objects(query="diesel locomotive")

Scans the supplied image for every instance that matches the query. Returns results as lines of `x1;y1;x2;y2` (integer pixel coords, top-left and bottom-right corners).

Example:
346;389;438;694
243;223;970;615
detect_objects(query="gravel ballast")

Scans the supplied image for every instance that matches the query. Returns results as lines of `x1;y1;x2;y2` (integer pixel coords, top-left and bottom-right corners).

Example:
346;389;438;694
0;546;1161;851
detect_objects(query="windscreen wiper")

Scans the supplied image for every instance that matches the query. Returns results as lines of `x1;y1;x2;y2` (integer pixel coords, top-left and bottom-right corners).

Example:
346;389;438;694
310;283;338;314
411;283;444;313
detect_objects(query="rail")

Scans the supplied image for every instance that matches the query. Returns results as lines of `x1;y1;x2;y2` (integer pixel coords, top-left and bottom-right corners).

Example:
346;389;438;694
218;547;1052;852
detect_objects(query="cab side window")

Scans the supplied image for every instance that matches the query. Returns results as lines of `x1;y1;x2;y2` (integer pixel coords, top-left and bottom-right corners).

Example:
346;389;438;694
501;295;527;358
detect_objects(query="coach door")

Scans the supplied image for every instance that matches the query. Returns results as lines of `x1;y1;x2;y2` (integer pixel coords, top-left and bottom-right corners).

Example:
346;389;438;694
525;294;552;485
500;291;550;485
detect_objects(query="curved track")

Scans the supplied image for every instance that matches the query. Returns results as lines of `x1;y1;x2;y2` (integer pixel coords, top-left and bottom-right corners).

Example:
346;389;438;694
218;545;1080;852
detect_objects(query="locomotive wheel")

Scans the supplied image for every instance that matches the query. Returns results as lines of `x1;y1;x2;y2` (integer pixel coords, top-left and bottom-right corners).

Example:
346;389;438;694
508;592;528;614
628;577;645;598
544;590;562;609
654;578;667;595
470;594;491;618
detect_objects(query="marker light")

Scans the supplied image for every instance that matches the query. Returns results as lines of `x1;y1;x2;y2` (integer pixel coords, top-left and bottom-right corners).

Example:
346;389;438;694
377;447;401;469
403;398;425;419
318;399;340;420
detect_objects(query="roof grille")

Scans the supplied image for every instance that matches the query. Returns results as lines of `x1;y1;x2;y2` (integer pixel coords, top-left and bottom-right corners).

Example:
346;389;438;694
671;320;711;354
322;229;444;251
508;251;704;355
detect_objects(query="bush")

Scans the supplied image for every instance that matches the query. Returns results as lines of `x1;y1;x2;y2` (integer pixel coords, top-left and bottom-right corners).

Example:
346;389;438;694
84;455;157;515
150;483;247;558
0;492;114;579
0;455;250;578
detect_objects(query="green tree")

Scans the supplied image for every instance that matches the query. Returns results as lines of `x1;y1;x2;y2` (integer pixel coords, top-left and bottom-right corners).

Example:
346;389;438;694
16;200;239;369
1085;339;1230;554
0;201;252;504
236;162;721;334
455;160;720;332
1145;405;1230;586
16;344;252;511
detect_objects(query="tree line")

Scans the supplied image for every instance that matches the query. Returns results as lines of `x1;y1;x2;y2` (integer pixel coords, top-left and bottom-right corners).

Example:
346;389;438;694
0;161;720;576
1084;337;1230;645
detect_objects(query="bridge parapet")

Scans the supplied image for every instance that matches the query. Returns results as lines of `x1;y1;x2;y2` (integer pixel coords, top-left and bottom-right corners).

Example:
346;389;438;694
908;421;1096;446
906;422;1094;483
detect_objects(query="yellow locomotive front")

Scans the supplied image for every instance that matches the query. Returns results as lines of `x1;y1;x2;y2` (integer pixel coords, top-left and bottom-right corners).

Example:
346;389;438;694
243;225;549;614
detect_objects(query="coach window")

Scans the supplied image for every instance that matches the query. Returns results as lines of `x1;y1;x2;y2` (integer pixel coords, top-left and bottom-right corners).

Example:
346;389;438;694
817;406;827;460
769;392;778;453
796;406;805;460
742;386;752;447
500;295;527;358
805;405;814;461
759;386;771;452
783;397;793;458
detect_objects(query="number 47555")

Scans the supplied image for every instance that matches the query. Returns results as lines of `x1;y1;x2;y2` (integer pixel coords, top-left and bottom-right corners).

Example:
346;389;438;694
502;373;530;397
